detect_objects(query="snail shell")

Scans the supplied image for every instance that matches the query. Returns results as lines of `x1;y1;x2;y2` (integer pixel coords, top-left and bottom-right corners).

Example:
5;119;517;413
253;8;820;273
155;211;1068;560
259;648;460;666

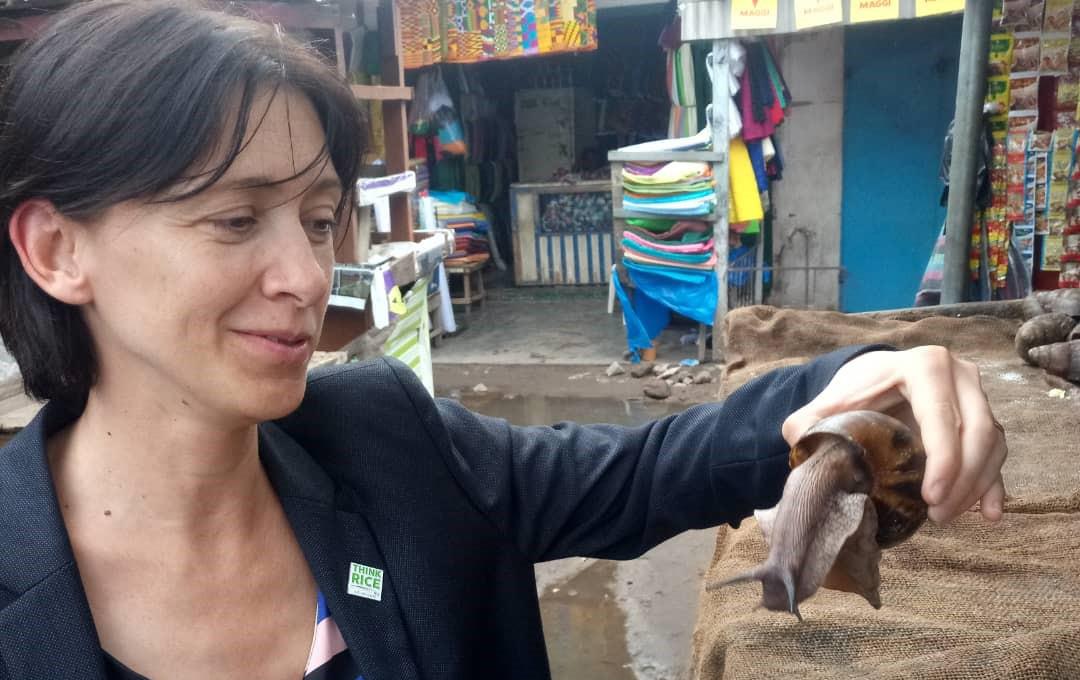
789;411;929;548
1028;340;1080;382
1033;288;1080;317
707;410;928;619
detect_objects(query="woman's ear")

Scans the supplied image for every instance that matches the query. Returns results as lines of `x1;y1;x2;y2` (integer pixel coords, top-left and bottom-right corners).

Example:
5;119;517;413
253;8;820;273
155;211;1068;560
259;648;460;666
8;199;93;305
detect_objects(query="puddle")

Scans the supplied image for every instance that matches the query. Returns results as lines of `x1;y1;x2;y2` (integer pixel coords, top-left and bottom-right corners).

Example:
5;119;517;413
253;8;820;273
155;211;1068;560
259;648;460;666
445;393;683;679
540;561;636;680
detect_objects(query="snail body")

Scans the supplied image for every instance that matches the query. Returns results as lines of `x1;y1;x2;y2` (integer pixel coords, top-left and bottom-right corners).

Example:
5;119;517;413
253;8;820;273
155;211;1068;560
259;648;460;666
707;411;927;620
1015;313;1077;365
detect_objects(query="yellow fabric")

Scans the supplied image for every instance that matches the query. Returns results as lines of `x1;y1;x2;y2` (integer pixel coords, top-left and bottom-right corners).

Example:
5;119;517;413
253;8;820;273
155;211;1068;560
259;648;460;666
729;137;764;223
621;161;712;185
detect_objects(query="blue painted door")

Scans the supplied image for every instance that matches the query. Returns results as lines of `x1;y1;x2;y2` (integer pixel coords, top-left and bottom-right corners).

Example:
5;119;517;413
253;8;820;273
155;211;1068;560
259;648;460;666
841;16;963;312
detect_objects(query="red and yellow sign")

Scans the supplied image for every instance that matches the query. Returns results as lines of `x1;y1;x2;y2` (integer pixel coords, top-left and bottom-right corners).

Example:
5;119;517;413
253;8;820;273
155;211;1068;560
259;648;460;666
850;0;901;22
794;0;843;29
731;0;780;30
916;0;965;18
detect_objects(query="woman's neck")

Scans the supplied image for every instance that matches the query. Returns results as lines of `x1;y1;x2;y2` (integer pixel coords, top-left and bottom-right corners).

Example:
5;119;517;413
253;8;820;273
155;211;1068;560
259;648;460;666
48;387;272;541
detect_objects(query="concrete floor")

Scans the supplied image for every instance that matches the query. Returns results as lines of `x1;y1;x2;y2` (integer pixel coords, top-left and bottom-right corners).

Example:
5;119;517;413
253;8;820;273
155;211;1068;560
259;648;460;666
433;283;703;366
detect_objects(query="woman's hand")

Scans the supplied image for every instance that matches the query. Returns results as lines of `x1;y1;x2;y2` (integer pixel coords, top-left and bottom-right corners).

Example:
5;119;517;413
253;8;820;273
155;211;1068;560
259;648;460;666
781;346;1008;525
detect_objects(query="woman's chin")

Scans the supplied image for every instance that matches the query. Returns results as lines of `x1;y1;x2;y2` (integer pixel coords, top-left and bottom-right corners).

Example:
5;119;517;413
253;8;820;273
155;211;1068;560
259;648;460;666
241;379;309;422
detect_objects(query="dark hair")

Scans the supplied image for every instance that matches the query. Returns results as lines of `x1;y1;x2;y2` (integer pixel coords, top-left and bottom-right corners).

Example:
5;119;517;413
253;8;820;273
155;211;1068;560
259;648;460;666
0;0;365;408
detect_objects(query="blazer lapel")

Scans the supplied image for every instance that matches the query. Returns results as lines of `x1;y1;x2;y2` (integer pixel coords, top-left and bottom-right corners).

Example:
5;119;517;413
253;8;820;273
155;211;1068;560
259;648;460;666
260;424;422;680
0;564;106;680
0;404;105;680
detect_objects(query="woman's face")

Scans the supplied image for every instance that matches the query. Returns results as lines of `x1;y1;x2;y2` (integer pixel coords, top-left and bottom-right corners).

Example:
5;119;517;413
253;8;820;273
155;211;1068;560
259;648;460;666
76;88;342;425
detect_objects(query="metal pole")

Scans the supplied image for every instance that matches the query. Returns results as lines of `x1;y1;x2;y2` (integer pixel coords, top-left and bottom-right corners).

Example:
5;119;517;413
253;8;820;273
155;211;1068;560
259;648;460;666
941;0;994;304
711;40;731;363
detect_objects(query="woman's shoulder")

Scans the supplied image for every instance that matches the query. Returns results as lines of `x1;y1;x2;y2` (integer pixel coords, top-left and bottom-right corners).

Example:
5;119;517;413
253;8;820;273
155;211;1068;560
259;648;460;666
303;356;429;404
277;356;439;445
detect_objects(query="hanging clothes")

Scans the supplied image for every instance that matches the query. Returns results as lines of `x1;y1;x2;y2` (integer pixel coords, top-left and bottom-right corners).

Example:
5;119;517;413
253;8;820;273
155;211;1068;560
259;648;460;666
729;137;764;223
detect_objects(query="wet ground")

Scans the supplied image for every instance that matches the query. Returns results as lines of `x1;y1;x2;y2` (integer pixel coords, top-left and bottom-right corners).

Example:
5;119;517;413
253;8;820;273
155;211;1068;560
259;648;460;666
447;391;716;680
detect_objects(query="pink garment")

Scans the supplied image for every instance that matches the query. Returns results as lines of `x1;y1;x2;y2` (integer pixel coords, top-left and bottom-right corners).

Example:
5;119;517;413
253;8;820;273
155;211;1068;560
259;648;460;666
739;70;776;142
624;231;715;254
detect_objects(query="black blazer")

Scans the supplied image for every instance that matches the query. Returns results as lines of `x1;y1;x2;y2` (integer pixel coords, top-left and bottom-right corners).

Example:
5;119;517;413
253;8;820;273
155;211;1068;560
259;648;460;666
0;346;874;679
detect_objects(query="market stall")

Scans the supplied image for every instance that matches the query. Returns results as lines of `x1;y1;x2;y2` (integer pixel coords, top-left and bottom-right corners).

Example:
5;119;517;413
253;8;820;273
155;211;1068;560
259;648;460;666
609;0;1062;364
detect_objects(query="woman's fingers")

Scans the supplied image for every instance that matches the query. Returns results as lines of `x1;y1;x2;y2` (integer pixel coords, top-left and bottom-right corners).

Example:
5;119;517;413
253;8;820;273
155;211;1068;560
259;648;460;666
899;347;964;508
781;347;1008;527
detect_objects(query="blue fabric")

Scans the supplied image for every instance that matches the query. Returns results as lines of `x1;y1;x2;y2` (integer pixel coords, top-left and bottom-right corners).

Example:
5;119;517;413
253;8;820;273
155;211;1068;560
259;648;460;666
625;261;717;327
746;141;768;193
611;270;669;361
620;202;714;217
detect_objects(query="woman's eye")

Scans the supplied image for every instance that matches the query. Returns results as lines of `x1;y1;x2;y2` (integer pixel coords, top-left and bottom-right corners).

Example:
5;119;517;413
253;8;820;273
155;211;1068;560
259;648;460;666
306;218;337;239
210;216;257;233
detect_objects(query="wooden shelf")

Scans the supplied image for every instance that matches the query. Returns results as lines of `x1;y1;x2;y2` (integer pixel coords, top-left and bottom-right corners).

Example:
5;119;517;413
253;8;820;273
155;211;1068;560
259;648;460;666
351;84;413;101
608;150;726;163
613;208;718;221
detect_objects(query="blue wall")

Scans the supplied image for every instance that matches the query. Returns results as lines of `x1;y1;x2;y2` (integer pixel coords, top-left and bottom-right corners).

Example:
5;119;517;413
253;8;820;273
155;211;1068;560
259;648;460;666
841;16;963;312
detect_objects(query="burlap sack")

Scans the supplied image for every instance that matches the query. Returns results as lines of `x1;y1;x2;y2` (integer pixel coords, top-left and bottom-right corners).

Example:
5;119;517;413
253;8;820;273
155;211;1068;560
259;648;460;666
691;307;1080;680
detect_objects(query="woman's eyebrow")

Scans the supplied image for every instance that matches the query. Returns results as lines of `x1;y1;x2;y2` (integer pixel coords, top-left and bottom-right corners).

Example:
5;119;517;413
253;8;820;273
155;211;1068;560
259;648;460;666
210;175;343;194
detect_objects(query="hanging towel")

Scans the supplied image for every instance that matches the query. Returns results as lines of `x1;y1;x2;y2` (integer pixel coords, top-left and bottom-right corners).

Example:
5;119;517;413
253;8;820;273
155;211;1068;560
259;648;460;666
729;137;764;223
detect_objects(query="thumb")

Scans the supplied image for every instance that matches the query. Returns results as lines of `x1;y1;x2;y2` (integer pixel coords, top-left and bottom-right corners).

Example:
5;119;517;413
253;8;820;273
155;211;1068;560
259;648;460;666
781;392;840;447
781;369;906;447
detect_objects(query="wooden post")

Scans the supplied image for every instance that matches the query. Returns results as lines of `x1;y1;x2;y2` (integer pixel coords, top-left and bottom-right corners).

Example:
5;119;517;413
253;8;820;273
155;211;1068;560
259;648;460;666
378;0;413;242
710;40;731;363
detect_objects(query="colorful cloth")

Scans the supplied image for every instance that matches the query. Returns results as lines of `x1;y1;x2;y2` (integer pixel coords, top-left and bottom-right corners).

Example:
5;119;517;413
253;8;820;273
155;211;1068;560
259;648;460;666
401;0;442;70
623;249;718;270
401;0;598;67
622;237;714;262
622;162;712;185
623;231;714;254
625;224;711;244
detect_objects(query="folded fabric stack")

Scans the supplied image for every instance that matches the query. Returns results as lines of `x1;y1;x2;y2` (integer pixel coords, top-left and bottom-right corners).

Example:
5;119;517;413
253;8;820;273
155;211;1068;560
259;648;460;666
622;161;716;218
431;190;491;266
621;217;715;272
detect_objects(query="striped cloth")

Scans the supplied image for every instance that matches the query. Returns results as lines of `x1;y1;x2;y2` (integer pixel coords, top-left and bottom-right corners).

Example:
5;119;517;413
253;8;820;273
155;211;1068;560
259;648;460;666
305;591;364;680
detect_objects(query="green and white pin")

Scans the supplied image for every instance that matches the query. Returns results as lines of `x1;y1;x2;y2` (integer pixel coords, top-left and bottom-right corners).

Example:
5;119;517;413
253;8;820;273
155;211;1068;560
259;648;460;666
348;562;384;601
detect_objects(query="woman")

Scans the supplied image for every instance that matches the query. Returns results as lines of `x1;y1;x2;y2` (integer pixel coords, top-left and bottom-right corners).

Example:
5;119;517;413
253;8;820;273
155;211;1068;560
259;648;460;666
0;2;1006;679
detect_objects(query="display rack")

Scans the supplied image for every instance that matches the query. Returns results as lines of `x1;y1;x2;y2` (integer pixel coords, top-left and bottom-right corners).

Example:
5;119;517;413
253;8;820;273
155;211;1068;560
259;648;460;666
608;39;742;364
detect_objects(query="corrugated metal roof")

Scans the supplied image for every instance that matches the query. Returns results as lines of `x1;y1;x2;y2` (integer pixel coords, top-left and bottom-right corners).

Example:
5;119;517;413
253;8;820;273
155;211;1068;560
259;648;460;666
679;0;963;41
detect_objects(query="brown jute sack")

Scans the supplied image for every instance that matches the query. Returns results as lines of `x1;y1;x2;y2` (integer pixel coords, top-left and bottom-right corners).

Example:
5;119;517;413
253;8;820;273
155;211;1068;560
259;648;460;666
691;307;1080;679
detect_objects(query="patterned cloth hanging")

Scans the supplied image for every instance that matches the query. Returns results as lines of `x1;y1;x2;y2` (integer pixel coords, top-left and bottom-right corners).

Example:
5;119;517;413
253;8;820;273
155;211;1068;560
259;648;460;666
400;0;598;69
